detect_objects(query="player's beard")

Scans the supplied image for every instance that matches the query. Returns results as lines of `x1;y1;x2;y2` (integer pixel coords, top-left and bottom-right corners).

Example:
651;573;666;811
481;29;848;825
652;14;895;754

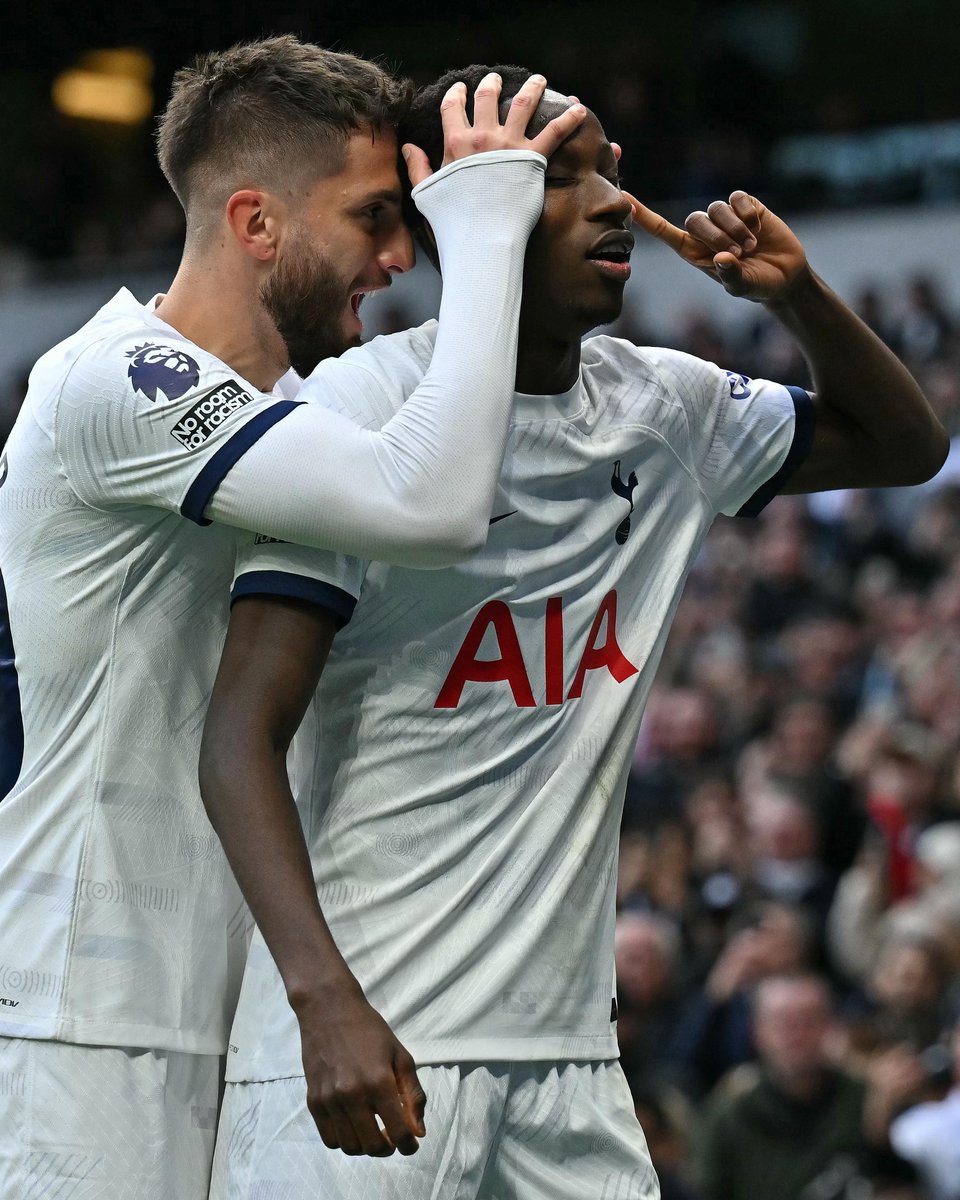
259;236;358;378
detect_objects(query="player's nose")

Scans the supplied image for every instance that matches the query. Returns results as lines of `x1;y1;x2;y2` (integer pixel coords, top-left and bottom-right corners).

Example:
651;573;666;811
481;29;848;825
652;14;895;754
381;224;416;275
594;177;633;225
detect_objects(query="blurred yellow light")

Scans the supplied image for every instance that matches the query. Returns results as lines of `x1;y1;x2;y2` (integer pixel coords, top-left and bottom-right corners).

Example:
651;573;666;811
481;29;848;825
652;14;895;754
83;48;154;82
52;49;154;125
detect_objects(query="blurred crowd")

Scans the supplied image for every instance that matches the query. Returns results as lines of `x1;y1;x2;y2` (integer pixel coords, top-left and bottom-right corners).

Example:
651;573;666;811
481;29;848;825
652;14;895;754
3;271;960;1199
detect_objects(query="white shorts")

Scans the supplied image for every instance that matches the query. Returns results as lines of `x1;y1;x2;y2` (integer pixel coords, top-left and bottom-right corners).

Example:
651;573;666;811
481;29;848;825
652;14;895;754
211;1059;658;1200
0;1035;222;1200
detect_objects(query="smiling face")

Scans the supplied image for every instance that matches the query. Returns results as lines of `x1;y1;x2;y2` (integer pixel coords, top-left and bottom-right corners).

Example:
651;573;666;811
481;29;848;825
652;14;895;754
260;126;414;376
520;108;634;343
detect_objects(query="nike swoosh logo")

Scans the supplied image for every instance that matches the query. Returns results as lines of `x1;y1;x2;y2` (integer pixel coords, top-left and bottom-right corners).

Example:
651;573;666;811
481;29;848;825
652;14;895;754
489;510;517;525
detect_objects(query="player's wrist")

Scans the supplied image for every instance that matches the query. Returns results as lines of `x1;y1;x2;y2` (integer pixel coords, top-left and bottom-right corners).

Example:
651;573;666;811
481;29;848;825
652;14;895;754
285;966;365;1015
762;262;819;312
413;153;547;245
410;148;546;200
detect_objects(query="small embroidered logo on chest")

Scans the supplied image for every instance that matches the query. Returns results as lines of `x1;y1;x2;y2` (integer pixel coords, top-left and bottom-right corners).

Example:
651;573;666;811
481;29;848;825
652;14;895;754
610;460;638;544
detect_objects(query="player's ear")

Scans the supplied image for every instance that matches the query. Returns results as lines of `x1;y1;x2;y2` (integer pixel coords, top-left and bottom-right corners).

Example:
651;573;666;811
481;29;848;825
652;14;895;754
225;190;279;263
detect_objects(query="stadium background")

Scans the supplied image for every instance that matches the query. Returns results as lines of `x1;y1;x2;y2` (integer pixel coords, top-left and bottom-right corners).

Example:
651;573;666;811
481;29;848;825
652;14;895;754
2;3;960;1196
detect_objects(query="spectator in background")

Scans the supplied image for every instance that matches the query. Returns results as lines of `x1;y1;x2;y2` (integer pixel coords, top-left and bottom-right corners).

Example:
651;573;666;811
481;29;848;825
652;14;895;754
739;509;825;639
695;973;917;1200
614;911;686;1091
624;686;724;830
672;902;814;1097
889;1013;960;1200
896;277;955;366
743;786;835;934
844;933;952;1062
737;695;865;874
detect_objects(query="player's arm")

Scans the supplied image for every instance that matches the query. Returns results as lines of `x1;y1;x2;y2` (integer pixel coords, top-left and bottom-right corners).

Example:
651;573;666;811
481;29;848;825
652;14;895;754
631;191;948;492
198;595;426;1159
205;75;586;565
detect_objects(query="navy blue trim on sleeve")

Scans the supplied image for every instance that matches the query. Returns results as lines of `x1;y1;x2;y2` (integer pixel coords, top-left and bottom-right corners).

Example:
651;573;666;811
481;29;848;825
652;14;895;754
735;386;816;518
231;571;357;629
0;567;24;802
181;400;302;526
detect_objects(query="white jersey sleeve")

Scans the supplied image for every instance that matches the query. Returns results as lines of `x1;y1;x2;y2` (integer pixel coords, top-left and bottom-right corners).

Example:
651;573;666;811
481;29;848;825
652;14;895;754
595;338;815;518
232;533;366;629
54;331;299;522
230;325;432;613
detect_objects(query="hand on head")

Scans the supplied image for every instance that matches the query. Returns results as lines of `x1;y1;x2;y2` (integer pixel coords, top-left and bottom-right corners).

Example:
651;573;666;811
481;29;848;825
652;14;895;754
402;73;587;187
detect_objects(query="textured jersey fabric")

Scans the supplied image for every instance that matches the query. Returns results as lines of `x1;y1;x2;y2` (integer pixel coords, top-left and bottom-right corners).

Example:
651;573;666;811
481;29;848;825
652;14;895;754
225;322;813;1079
0;1036;221;1200
0;289;294;1051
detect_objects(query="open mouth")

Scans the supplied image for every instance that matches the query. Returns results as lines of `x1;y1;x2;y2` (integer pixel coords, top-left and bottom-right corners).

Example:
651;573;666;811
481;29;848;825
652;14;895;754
586;232;634;280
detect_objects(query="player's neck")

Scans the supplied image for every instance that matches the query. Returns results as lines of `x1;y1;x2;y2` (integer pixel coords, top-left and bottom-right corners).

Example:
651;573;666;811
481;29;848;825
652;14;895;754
514;334;581;398
155;261;289;392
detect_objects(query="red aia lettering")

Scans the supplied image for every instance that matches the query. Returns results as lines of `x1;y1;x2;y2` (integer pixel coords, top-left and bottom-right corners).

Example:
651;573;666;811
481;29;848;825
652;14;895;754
568;590;639;698
435;590;637;709
434;600;536;709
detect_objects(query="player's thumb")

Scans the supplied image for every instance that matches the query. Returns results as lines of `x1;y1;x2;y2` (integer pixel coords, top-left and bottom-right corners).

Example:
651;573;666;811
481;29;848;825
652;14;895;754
396;1055;427;1137
402;144;433;189
713;252;744;292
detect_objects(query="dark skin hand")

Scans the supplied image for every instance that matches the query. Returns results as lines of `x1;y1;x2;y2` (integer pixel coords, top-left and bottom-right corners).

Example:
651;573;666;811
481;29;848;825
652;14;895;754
200;595;427;1157
626;189;949;490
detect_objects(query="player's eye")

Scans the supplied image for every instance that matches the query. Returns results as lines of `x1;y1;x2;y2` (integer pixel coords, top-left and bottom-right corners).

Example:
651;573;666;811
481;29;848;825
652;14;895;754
544;176;576;188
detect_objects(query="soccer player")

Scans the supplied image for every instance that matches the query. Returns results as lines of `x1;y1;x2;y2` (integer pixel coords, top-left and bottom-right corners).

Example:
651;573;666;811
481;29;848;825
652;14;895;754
202;67;947;1197
0;40;586;1197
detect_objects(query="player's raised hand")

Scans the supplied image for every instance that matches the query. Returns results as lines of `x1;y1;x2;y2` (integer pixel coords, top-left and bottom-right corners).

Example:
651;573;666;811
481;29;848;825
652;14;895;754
298;987;427;1158
403;73;587;187
631;191;809;303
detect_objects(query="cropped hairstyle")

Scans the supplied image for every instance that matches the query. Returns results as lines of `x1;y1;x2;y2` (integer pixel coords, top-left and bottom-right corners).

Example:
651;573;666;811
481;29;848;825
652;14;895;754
157;36;412;220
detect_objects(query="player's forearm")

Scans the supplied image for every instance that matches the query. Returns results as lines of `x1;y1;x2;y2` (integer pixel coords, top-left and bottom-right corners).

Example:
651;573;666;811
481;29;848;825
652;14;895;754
199;736;360;1005
207;152;546;567
768;267;948;486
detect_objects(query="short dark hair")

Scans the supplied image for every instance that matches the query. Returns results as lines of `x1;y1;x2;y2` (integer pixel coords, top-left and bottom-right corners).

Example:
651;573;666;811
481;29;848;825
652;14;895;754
157;36;412;220
400;63;556;176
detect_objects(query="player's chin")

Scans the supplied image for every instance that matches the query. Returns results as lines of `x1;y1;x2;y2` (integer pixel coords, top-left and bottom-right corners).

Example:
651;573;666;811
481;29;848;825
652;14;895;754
578;293;626;330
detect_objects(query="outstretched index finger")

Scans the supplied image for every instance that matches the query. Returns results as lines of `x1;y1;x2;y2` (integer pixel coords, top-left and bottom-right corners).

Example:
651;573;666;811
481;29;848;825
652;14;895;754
630;199;690;255
527;102;587;159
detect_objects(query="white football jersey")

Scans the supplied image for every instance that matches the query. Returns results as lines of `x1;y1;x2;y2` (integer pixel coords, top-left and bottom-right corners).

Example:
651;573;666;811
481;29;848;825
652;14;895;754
0;289;305;1052
225;323;813;1078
